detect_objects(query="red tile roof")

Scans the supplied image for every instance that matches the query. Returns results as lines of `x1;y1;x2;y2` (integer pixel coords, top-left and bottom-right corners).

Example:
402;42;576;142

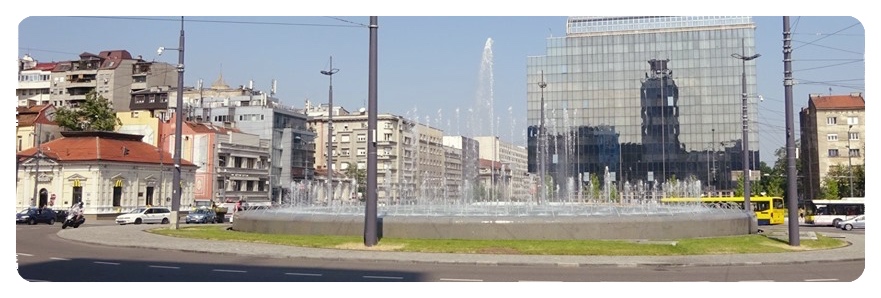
810;94;864;110
16;105;55;127
33;62;57;71
478;158;504;170
17;131;196;167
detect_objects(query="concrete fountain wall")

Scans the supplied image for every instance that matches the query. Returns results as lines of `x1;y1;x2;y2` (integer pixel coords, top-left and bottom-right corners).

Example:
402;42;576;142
231;210;757;240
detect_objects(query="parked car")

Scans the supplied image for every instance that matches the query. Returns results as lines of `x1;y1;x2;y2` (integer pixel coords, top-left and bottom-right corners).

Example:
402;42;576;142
186;208;217;224
16;207;57;225
53;209;70;222
837;215;865;230
116;207;172;225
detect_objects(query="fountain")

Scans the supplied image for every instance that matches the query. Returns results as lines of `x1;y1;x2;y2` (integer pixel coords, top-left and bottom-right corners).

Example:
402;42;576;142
232;38;756;240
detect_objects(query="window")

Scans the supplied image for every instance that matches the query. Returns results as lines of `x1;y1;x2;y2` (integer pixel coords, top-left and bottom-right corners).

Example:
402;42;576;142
357;134;367;142
827;117;837;125
828;149;839;157
849;132;860;140
849;148;860;157
847;116;859;125
827;134;838;141
357;148;366;156
340;135;350;142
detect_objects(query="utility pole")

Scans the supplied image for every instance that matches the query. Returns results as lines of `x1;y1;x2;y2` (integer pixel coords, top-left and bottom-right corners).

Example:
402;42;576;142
364;16;379;247
783;16;800;246
538;71;547;205
321;56;339;205
732;38;760;213
32;122;42;207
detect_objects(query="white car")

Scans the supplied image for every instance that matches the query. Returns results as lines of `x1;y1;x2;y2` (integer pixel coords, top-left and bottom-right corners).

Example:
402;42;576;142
837;215;866;231
116;207;172;225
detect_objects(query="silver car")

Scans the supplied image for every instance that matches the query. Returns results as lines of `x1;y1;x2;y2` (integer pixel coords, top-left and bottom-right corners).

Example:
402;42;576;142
838;215;865;230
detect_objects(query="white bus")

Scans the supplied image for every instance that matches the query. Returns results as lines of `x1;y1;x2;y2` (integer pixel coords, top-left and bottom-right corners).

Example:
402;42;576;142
806;197;865;226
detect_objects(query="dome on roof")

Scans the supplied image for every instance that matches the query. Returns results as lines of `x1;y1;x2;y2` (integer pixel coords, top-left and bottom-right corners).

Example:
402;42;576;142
211;73;230;90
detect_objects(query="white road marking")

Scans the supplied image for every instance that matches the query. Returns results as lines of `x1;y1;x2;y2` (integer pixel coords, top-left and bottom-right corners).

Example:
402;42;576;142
285;272;322;277
805;278;839;282
363;275;404;280
17;253;34;257
738;280;775;282
49;257;71;261
213;269;247;273
439;278;483;282
149;265;180;269
94;261;120;265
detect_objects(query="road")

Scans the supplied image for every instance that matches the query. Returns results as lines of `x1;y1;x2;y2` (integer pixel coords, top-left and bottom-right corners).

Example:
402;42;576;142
15;221;865;282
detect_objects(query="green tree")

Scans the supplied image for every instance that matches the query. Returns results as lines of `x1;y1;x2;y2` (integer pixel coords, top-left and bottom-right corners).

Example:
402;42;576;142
820;176;840;200
54;90;120;131
825;164;864;198
343;163;367;201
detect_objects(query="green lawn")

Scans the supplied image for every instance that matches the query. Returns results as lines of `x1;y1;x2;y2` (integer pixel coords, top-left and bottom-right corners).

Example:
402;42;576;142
150;226;845;256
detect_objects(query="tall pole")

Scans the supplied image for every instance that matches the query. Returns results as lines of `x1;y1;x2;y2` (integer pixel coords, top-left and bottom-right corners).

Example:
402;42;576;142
321;57;339;205
783;16;800;246
32;122;42;207
364;16;379;247
538;71;547;205
847;125;854;197
712;128;716;192
732;38;760;213
171;16;185;229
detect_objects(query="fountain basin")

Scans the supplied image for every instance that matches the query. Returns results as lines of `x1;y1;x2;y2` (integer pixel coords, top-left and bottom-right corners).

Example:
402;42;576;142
231;206;757;240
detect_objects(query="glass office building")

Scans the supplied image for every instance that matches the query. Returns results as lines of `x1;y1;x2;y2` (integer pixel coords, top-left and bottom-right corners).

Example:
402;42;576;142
526;16;759;196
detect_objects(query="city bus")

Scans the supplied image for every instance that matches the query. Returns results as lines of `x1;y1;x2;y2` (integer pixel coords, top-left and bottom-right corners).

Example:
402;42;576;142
660;196;786;225
805;197;865;226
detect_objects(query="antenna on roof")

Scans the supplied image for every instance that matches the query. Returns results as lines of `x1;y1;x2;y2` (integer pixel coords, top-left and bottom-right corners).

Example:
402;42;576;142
271;79;277;96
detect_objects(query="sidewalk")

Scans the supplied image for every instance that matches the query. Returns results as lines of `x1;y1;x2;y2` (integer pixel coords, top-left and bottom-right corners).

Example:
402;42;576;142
56;221;865;267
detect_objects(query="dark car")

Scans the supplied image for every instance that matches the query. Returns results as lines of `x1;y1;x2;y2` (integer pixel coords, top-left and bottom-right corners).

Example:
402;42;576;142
16;207;58;225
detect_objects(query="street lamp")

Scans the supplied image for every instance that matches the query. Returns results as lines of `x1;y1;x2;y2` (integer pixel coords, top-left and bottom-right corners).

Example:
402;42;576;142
731;38;760;212
157;16;185;229
320;56;340;205
847;124;854;197
538;71;547;205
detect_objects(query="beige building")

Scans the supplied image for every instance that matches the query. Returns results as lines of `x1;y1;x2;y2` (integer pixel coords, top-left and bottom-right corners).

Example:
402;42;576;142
16;104;62;152
799;93;865;200
17;55;55;107
473;136;530;201
307;107;450;205
16;131;197;219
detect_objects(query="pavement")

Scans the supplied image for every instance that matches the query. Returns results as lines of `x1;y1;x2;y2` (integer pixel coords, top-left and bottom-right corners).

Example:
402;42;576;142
56;220;865;268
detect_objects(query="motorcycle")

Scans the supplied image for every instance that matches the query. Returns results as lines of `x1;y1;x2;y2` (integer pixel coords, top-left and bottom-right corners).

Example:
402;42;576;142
61;213;85;229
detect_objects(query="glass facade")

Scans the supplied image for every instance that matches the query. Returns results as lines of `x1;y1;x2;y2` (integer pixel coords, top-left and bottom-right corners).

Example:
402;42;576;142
526;16;759;196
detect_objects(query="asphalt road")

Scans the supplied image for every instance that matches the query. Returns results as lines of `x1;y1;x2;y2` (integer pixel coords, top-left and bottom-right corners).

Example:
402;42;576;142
14;221;866;282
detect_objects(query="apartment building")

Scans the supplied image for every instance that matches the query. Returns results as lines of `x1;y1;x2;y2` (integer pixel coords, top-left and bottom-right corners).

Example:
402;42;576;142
42;50;177;111
799;93;865;201
184;76;315;203
473;136;530;201
307;106;450;205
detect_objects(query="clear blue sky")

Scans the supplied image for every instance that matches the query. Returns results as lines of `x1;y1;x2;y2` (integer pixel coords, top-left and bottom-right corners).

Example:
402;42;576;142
3;1;877;294
8;7;870;167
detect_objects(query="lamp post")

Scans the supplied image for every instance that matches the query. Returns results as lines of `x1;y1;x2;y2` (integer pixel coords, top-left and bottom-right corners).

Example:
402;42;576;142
158;16;185;229
847;125;854;197
321;56;339;205
31;123;42;207
538;71;547;205
731;38;760;212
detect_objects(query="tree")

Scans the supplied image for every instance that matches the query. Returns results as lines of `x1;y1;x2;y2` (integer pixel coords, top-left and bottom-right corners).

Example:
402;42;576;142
343;163;367;201
825;164;864;198
54;90;120;131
